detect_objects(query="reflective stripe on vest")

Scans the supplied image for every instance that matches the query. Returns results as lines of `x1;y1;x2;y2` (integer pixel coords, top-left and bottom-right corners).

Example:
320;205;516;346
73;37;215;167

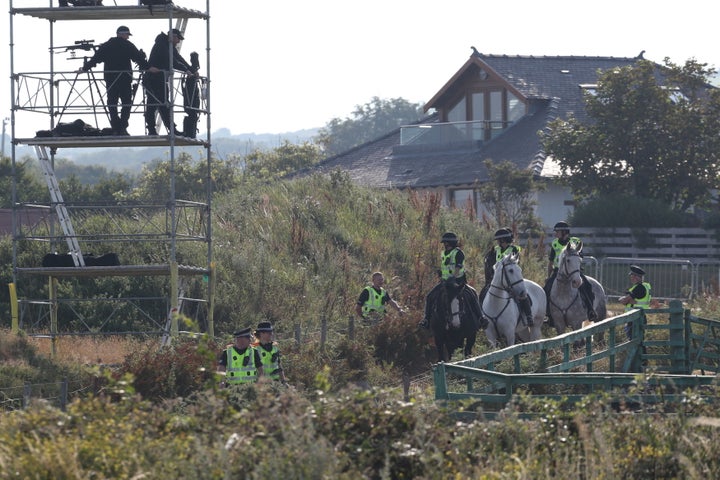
441;248;464;280
258;344;281;381
361;286;386;315
494;244;521;262
225;346;258;384
625;282;652;311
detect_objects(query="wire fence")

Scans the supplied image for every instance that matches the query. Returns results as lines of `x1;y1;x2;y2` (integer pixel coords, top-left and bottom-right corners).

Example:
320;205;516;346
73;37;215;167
0;379;85;412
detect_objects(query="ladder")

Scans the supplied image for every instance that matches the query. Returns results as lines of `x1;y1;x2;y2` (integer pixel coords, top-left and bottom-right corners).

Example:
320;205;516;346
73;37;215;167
35;145;85;267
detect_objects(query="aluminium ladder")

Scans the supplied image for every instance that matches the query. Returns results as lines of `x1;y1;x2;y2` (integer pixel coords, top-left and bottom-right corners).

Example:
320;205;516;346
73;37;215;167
34;145;85;267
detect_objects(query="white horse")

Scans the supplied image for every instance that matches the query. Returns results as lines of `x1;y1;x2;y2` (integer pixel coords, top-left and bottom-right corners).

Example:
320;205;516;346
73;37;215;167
548;243;607;334
482;253;546;348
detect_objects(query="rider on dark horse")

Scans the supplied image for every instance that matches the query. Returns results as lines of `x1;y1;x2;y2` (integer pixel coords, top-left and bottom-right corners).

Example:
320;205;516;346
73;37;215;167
544;221;598;324
420;232;485;330
480;228;534;326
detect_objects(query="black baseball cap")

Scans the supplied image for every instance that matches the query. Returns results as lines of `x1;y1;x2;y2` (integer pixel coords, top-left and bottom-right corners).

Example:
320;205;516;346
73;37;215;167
171;28;184;40
117;26;132;35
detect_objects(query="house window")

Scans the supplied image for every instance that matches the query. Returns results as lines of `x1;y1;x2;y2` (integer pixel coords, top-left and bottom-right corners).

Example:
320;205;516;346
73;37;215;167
448;98;466;123
460;89;524;141
451;189;476;213
507;91;524;122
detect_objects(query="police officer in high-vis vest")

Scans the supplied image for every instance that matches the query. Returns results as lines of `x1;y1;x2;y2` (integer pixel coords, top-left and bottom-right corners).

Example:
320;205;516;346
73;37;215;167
421;232;481;329
218;327;263;385
544;221;598;323
619;265;652;339
253;321;287;383
355;272;405;323
480;228;533;326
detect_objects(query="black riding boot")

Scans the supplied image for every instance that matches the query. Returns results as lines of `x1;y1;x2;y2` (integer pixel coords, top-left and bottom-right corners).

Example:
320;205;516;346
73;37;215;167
579;281;598;321
543;274;555;327
518;297;533;326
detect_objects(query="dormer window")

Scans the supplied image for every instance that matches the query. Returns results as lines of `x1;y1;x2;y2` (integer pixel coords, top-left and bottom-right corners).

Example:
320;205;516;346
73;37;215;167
446;88;525;141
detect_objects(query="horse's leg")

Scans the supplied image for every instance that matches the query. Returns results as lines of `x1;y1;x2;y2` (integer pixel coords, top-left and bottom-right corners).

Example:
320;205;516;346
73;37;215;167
464;331;477;358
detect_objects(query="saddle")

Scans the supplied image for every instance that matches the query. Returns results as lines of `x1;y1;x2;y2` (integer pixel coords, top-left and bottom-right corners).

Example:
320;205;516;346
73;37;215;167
428;283;483;330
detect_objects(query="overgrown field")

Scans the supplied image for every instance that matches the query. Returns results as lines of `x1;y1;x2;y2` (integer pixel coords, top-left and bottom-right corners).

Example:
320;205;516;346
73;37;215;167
1;327;720;479
3;173;720;478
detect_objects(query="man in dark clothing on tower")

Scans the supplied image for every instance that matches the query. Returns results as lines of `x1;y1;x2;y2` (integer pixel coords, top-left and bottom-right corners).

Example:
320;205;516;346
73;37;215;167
143;28;198;136
81;26;158;135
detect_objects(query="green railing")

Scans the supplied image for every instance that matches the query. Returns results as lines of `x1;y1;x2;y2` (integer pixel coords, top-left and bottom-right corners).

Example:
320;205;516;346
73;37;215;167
434;300;720;406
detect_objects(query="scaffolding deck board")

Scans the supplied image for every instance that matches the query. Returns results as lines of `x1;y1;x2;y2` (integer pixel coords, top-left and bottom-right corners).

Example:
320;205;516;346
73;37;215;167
16;264;210;278
15;135;207;148
11;5;208;21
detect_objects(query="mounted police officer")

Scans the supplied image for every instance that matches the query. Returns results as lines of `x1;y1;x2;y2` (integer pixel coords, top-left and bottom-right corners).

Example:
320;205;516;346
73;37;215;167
619;265;652;339
480;228;533;326
421;232;484;330
544;221;597;323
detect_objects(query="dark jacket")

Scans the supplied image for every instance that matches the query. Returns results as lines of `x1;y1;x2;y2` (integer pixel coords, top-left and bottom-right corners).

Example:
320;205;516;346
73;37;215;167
83;36;150;74
147;32;195;73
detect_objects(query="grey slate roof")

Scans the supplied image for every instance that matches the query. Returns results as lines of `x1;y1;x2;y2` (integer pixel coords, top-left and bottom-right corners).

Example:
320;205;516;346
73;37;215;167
477;54;640;123
311;53;642;189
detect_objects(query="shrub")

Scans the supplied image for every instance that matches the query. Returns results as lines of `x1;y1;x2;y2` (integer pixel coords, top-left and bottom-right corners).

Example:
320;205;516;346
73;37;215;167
571;195;689;227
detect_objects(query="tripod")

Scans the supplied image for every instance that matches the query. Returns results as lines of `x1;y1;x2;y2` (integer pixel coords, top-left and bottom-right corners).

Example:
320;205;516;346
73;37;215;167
57;60;107;129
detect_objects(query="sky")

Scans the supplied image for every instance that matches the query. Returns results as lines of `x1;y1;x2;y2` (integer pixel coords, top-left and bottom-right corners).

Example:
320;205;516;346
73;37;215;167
3;0;720;138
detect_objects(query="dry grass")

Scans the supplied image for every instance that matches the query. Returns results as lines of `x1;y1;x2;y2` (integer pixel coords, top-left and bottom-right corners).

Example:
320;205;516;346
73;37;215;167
27;335;150;365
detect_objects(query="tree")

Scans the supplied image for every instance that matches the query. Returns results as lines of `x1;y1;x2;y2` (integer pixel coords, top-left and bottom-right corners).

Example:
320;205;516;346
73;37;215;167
242;140;323;180
315;97;424;156
0;157;48;208
128;153;239;203
477;160;543;232
542;59;720;212
59;173;134;204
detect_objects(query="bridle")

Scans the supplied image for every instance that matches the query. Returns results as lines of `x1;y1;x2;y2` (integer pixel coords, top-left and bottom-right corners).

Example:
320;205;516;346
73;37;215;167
483;256;524;323
556;247;581;284
549;246;582;321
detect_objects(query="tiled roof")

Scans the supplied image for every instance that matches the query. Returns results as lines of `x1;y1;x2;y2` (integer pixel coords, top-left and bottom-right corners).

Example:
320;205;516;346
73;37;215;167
478;54;640;122
311;53;642;188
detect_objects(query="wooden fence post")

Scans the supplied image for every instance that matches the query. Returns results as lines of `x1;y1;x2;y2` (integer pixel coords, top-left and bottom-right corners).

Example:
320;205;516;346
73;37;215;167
294;324;301;346
668;299;686;374
320;316;327;350
348;315;355;341
60;379;68;411
23;383;31;409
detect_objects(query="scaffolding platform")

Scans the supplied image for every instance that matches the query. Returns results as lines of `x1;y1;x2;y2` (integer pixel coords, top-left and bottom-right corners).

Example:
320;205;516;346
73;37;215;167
10;5;208;22
15;135;208;149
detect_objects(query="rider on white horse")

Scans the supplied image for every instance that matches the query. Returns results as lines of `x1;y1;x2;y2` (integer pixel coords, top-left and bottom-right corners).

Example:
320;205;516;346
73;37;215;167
543;221;598;324
480;228;534;326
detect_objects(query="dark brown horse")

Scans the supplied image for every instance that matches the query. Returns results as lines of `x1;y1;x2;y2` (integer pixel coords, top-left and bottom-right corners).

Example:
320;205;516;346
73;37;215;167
426;282;482;362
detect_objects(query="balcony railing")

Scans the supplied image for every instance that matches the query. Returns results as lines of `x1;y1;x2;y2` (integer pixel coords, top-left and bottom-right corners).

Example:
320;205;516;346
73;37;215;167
400;120;510;146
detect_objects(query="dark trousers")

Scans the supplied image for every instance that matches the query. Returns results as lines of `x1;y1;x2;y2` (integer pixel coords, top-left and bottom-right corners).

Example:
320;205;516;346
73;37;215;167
105;72;133;130
143;72;174;133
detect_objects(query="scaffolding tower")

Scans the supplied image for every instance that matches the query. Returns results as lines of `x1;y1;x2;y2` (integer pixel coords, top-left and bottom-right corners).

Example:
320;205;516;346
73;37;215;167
9;0;214;352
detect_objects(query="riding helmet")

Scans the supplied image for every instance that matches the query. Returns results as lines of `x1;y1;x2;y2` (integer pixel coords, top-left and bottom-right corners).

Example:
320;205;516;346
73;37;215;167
441;232;458;243
494;228;513;241
553;221;570;232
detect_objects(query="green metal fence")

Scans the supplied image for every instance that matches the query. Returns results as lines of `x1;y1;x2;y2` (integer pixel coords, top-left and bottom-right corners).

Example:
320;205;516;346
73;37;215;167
434;300;720;407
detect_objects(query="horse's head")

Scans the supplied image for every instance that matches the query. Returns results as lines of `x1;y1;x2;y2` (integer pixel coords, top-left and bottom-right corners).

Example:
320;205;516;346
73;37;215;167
558;244;583;288
493;253;527;298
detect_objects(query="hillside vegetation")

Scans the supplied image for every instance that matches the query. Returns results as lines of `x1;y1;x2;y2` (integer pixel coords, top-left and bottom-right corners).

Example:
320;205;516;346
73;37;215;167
3;172;720;478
